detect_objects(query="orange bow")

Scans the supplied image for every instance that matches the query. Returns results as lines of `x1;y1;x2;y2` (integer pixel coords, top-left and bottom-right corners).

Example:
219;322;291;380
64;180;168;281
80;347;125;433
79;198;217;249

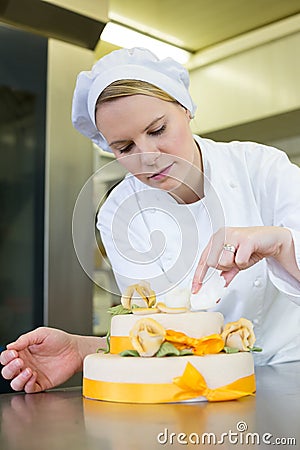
165;331;225;355
173;362;256;402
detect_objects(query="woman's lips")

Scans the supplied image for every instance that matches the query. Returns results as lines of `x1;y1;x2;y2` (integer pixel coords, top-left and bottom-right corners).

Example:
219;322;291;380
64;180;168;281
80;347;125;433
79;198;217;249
149;163;174;180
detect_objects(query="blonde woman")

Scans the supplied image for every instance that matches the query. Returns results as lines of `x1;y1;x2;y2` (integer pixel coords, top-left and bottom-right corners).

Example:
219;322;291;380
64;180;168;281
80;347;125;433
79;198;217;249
1;48;300;393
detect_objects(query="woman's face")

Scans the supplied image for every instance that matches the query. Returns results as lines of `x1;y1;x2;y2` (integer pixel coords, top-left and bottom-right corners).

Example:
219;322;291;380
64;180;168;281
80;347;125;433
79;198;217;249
96;95;202;199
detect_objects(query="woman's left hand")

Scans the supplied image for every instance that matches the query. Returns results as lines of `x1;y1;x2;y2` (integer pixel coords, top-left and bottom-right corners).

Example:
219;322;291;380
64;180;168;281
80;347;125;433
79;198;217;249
192;226;299;293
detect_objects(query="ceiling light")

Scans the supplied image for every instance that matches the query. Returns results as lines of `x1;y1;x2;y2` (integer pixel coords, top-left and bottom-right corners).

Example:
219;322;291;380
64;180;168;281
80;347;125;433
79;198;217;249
101;22;191;64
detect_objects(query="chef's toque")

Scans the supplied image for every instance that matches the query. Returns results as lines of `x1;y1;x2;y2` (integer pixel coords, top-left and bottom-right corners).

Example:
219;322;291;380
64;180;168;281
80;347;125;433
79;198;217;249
71;47;196;152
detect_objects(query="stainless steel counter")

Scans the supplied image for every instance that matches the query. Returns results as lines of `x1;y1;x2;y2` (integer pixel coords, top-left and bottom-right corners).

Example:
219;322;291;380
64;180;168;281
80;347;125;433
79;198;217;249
0;362;299;449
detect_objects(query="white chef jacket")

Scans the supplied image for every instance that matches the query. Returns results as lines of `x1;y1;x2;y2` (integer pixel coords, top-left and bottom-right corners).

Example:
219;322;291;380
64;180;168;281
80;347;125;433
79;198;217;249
97;137;300;365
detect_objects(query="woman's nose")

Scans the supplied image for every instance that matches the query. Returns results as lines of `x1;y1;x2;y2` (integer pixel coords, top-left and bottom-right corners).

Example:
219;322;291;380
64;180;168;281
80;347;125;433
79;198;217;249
140;150;161;166
137;140;161;165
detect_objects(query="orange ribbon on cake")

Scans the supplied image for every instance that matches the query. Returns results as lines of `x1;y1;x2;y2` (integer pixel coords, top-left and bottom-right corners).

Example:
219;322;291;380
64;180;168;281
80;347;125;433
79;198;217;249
165;331;225;355
83;362;255;404
110;332;225;355
110;336;132;354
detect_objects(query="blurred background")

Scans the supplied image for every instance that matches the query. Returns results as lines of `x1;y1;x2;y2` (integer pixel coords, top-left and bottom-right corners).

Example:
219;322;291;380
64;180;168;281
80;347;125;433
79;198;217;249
0;0;300;391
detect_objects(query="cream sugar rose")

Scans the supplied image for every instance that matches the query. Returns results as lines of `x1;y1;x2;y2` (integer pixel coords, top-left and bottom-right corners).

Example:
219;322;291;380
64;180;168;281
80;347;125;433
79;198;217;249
83;281;257;403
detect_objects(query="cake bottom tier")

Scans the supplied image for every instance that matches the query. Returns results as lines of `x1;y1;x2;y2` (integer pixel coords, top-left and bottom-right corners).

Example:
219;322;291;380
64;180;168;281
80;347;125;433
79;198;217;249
83;352;255;404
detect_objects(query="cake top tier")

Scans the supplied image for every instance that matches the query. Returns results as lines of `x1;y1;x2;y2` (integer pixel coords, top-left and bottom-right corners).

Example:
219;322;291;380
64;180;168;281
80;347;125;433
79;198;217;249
111;311;224;339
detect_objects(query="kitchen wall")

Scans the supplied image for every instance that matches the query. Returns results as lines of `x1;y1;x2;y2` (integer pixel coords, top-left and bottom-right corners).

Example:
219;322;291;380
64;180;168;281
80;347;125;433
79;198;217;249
188;17;300;164
266;135;300;166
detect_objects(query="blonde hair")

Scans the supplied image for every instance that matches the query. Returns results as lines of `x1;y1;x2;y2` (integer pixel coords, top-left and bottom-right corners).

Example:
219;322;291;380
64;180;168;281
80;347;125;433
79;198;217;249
96;79;178;109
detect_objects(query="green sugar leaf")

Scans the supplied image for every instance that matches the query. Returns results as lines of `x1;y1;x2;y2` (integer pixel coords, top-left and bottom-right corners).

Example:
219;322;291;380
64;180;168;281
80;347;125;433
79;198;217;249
107;305;132;316
179;349;194;356
96;332;110;353
156;342;181;357
119;349;140;357
96;347;106;353
224;346;239;354
249;346;263;352
104;332;110;354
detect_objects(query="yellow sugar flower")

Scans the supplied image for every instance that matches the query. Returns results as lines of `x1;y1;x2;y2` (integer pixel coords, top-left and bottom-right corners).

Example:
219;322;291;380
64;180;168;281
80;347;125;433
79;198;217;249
130;318;166;357
121;281;156;310
221;318;256;352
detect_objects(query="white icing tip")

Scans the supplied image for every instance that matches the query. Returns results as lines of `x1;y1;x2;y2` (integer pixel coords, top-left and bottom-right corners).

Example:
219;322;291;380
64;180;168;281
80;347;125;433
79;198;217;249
190;270;226;310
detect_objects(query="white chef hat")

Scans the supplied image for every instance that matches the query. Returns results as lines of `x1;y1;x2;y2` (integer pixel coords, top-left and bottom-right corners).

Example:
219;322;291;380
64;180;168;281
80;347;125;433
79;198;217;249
71;47;197;152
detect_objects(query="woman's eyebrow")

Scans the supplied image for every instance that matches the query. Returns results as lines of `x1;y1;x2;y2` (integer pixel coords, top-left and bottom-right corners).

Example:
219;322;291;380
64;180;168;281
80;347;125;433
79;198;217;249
109;138;131;147
109;116;165;147
143;115;165;132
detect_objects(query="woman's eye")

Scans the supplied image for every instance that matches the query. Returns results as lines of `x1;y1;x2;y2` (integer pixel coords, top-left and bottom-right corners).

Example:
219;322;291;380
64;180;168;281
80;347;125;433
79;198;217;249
150;125;166;136
119;143;134;154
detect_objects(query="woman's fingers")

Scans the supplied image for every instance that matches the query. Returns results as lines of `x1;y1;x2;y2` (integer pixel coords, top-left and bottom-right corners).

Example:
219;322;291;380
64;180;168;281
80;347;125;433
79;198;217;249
192;245;210;293
220;266;240;286
6;329;43;352
1;357;23;380
217;245;237;269
10;368;34;392
23;372;41;394
192;227;271;294
192;230;253;293
192;233;236;293
1;348;40;393
0;349;18;365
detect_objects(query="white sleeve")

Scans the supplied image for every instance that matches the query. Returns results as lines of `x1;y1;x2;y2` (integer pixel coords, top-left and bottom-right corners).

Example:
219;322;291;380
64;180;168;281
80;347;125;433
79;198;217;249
267;228;300;302
247;144;300;301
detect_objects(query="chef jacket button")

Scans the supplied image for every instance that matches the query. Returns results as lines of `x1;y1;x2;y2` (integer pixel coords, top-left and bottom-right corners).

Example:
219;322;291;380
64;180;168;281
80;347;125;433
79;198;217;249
229;181;237;188
253;279;262;287
253;318;259;325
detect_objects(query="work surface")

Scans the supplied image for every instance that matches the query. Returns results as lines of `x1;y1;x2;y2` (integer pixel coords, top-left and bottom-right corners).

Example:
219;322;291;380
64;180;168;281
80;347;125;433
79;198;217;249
0;362;299;450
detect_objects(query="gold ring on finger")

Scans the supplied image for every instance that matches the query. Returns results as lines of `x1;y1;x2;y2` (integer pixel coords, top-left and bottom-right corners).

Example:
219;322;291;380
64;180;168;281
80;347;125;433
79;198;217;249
223;243;237;254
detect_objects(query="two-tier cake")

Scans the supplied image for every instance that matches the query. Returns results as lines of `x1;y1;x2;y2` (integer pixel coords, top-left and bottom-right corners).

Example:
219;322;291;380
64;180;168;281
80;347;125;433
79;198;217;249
83;282;257;403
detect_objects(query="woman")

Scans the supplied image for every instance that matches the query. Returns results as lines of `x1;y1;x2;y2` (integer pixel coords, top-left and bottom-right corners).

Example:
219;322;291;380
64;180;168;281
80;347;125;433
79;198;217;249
1;47;300;393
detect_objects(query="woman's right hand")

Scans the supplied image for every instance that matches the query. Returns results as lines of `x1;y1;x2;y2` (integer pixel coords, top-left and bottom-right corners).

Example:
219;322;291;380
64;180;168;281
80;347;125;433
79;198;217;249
0;327;83;393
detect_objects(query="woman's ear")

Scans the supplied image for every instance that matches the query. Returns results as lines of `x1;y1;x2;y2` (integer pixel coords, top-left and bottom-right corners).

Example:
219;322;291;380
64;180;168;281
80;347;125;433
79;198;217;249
182;106;192;121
